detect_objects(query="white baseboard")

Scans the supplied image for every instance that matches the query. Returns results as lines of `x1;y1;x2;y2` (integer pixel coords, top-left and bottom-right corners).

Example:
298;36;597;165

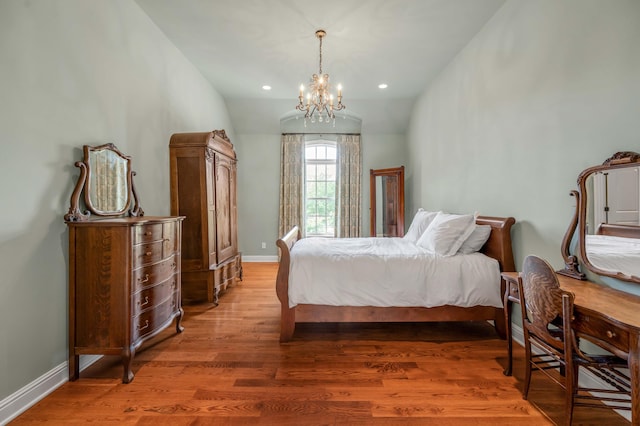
241;255;278;262
0;355;101;425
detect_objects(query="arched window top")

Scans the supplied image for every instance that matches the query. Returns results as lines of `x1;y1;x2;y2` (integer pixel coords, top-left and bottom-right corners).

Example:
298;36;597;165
305;141;336;161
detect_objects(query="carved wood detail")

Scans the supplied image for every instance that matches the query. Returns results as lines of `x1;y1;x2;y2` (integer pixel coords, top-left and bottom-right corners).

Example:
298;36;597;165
603;151;640;166
211;129;231;144
557;190;586;280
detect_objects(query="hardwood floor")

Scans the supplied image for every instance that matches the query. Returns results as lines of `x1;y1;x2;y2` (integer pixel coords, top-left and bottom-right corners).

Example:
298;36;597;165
12;263;629;425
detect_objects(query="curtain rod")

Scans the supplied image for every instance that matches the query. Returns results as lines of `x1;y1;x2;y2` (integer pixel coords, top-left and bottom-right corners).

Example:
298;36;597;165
281;132;361;136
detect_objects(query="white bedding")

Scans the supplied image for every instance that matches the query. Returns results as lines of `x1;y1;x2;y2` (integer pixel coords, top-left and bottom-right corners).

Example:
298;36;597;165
586;234;640;278
288;237;502;309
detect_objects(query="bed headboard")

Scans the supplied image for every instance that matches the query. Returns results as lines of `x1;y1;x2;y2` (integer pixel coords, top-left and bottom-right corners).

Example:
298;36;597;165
597;223;640;239
476;216;516;272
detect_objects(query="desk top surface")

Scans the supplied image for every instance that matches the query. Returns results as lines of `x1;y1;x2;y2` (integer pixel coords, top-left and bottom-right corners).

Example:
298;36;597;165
502;271;640;332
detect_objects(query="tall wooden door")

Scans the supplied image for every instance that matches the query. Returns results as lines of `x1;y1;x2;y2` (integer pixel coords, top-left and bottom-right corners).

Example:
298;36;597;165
593;167;640;227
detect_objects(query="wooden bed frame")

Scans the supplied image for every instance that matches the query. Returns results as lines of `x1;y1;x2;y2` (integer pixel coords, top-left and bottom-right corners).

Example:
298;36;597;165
596;223;640;239
275;216;516;342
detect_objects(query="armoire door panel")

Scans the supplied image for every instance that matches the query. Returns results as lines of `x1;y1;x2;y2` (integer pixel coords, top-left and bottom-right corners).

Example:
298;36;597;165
176;156;204;267
216;156;235;262
206;154;217;266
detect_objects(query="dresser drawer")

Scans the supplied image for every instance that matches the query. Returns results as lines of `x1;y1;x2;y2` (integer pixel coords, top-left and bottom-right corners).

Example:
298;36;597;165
133;241;164;266
132;275;178;315
133;297;178;340
133;223;164;244
133;256;178;291
573;312;630;355
162;221;178;253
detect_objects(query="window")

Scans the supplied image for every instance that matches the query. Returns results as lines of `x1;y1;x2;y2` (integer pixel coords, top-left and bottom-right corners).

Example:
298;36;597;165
304;141;336;237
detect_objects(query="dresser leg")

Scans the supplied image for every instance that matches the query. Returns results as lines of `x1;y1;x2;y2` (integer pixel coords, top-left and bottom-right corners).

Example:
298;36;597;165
176;307;185;333
121;347;135;384
69;354;80;381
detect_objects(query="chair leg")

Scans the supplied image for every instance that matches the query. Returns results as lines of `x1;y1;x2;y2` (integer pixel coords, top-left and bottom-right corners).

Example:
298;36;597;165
523;340;532;400
564;362;579;426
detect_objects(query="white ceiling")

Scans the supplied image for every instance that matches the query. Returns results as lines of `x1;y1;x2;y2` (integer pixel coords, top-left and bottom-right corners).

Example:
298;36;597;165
135;0;506;132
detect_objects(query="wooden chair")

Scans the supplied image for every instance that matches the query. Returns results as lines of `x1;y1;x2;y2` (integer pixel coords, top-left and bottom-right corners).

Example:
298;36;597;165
518;255;631;425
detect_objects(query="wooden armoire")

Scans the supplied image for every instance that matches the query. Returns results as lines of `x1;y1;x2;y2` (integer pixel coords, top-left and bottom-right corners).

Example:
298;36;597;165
169;130;241;304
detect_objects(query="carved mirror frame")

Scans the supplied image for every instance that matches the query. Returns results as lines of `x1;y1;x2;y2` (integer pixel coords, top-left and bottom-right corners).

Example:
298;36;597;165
559;151;640;283
64;143;143;222
370;166;405;237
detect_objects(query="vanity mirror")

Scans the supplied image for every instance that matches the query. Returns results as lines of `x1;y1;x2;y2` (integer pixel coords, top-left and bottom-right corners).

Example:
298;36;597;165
370;166;405;237
559;151;640;283
65;143;142;221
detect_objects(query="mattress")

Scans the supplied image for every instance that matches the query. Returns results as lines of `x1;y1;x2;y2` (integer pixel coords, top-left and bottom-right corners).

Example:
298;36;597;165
288;237;502;309
585;234;640;278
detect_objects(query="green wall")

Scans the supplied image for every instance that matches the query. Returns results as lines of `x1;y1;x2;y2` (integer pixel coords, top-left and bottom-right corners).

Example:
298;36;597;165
0;0;233;402
407;0;640;295
235;131;408;256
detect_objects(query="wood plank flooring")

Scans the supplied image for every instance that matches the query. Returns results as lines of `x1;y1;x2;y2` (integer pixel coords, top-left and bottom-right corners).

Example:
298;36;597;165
12;263;629;425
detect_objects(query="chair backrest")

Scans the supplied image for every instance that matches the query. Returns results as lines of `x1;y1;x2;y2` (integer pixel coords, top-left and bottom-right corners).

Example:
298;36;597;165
520;255;574;351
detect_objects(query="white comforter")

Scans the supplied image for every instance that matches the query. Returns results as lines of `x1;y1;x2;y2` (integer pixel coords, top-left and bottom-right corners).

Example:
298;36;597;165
288;237;502;309
586;234;640;278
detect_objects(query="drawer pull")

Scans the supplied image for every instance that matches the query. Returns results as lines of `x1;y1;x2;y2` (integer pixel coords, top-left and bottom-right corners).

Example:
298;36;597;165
139;296;150;307
606;330;616;339
138;320;150;331
139;274;150;284
144;231;152;236
145;251;152;256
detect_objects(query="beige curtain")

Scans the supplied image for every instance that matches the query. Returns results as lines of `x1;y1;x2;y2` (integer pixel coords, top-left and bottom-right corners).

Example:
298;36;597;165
278;134;305;238
336;134;362;237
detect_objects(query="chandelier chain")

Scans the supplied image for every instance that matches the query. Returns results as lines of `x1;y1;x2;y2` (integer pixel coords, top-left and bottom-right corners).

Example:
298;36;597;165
318;33;323;75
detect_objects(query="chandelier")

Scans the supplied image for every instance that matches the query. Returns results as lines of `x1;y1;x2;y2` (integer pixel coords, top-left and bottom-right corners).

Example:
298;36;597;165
296;29;345;124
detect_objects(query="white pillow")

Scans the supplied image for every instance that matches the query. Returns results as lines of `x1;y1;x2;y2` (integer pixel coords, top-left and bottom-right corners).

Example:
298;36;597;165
416;212;476;256
458;225;492;254
403;209;439;243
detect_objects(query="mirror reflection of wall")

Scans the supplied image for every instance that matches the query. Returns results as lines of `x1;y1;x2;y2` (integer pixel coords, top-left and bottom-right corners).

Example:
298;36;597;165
374;175;400;237
375;176;383;235
592;167;640;232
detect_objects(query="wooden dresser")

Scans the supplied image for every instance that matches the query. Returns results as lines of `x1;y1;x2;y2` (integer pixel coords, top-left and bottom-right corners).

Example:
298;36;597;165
169;130;241;304
67;217;183;383
65;144;184;383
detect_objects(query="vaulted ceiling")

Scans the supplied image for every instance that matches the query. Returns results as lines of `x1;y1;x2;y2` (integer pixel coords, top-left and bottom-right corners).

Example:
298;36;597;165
135;0;506;133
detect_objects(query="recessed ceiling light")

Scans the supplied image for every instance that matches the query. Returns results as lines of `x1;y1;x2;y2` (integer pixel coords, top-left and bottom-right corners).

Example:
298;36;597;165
378;83;388;89
262;85;272;91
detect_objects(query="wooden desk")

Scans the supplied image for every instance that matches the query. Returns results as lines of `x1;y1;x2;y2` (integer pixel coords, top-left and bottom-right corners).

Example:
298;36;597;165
502;271;640;425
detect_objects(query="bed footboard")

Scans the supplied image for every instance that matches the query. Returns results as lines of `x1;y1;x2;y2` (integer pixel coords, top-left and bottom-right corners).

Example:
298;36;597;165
275;226;301;342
